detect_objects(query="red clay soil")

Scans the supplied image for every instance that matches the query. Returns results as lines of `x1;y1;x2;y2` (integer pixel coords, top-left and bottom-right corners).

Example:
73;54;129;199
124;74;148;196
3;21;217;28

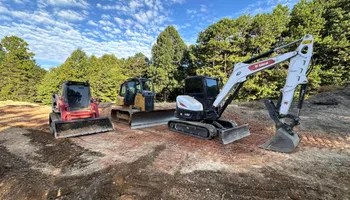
0;88;350;199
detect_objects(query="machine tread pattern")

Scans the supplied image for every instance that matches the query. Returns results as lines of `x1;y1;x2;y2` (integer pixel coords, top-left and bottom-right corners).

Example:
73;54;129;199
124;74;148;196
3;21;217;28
168;119;217;140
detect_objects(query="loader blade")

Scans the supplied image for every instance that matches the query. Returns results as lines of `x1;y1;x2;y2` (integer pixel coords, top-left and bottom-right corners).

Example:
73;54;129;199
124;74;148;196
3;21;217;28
131;109;176;129
53;117;114;139
219;124;250;145
260;127;300;153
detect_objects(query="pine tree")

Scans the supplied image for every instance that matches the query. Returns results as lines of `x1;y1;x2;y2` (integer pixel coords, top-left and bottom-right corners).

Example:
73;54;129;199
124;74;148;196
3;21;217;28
149;26;187;101
0;36;46;102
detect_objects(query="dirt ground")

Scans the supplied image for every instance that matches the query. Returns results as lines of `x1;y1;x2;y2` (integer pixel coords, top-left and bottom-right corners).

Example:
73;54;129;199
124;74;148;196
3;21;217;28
0;88;349;200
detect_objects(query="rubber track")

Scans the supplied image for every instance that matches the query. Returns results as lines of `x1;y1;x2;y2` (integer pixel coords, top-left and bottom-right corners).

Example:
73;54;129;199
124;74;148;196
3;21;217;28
168;119;217;140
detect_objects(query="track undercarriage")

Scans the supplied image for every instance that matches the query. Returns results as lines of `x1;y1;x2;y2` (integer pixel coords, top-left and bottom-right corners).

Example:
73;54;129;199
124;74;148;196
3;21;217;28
168;119;250;144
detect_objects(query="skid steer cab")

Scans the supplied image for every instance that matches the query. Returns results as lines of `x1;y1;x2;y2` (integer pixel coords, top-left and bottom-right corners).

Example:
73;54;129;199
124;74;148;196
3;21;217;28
111;78;176;129
49;81;114;138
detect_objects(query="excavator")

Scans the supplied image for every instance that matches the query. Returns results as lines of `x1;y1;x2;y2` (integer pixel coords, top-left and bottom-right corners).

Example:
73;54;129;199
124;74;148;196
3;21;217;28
110;78;176;128
49;81;114;138
168;34;314;153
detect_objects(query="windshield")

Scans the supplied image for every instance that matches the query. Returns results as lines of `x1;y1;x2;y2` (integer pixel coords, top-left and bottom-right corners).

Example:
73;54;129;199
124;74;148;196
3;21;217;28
206;78;219;98
185;77;203;94
66;85;90;110
142;80;153;92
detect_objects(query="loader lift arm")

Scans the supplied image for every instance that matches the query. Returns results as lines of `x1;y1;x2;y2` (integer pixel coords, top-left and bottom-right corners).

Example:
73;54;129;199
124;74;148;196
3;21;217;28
169;34;314;153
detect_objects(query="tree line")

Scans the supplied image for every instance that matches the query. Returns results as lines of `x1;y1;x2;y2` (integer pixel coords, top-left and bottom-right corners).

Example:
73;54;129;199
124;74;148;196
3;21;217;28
0;0;348;104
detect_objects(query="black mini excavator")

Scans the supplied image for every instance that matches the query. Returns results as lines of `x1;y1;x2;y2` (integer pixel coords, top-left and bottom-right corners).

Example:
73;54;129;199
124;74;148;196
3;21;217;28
168;34;314;153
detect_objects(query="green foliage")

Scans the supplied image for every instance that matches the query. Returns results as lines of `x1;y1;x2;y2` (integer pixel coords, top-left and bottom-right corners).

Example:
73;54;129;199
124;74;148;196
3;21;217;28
37;50;128;104
121;52;149;78
0;36;46;102
149;25;187;101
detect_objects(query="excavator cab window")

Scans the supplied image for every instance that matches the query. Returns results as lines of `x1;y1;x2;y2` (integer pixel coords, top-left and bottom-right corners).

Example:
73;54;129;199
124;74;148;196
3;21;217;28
206;78;219;98
185;77;203;94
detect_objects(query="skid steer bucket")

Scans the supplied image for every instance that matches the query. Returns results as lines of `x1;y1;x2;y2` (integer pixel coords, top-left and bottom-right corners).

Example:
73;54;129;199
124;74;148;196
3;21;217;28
53;117;114;139
111;108;176;129
260;127;300;153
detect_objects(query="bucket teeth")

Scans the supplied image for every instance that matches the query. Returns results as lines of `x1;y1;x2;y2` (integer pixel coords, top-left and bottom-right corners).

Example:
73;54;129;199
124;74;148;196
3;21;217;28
260;127;300;153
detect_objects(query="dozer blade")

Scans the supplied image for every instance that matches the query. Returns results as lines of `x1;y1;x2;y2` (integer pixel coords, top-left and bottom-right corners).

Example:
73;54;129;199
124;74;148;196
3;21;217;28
53;117;114;139
218;124;250;145
260;127;300;153
131;109;176;129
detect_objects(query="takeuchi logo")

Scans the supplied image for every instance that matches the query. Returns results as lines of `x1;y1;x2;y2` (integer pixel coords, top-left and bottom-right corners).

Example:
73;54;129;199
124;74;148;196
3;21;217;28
248;59;275;71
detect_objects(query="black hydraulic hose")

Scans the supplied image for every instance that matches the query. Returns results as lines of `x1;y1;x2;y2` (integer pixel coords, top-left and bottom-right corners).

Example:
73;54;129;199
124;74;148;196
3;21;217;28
216;82;244;119
297;84;307;117
242;49;274;64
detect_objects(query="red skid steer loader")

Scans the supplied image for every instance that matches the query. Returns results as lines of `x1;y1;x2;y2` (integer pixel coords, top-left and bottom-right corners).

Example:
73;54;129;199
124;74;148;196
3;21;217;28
49;81;114;138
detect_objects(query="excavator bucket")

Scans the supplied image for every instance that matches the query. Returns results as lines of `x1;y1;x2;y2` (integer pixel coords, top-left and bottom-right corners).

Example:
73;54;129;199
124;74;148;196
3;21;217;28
111;108;176;129
52;117;114;139
219;124;250;145
260;127;300;153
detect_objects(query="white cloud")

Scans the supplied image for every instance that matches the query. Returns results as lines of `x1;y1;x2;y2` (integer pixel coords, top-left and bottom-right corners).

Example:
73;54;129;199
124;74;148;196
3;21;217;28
0;4;9;13
55;10;85;21
112;28;122;34
186;9;196;14
102;26;112;32
101;14;111;20
114;17;124;26
169;0;185;4
87;20;98;26
200;5;207;12
236;0;298;16
98;20;115;27
0;15;11;21
129;0;143;10
38;0;89;8
134;10;157;24
13;0;28;4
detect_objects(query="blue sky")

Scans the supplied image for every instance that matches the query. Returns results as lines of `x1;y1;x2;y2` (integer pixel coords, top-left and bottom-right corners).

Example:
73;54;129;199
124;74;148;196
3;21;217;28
0;0;298;69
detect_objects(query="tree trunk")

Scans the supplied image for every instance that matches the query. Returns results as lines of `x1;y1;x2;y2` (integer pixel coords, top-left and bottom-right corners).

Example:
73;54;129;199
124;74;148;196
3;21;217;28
163;90;167;102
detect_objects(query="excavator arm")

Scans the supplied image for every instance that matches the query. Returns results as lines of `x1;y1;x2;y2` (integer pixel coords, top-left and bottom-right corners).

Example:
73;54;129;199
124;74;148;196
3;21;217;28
213;35;313;116
211;34;313;152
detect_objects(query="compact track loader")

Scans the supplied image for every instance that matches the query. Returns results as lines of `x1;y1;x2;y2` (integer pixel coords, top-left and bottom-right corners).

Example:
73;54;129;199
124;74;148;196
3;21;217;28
49;81;114;138
111;78;175;129
169;34;314;153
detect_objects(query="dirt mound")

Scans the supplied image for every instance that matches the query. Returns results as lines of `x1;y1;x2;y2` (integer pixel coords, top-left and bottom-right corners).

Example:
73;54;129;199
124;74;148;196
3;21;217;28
308;86;350;106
